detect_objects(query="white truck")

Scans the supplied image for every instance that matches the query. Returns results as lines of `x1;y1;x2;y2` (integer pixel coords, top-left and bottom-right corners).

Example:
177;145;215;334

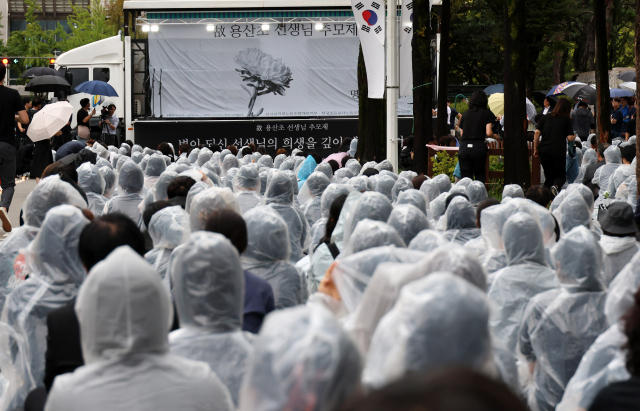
54;0;422;154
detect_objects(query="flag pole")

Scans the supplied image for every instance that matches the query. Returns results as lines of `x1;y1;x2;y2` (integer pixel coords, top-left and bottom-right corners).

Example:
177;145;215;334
386;0;399;172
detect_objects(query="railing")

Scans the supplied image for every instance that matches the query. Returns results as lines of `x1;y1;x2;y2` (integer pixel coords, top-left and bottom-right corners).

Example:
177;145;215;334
427;140;541;186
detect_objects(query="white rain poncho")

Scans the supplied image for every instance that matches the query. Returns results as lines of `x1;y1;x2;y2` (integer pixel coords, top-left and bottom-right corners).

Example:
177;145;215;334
443;196;481;245
557;251;640;411
145;206;190;286
433;174;452;193
238;305;361;411
187;148;200;163
203;160;222;176
103;160;145;228
362;273;493;389
593;145;622;198
332;246;425;315
96;157;112;170
278;158;295;171
387;204;430;245
518;226;608;411
132;152;144;164
373;174;396;201
340;219;405;258
185;181;208;213
139;154;151;173
607;163;635;199
599;232;639;286
333;168;353;183
45;247;235;411
242;206;304;308
467;181;488;206
131;144;143;154
169;232;253;406
0;206;89;411
309;184;352;255
395;189;428;215
488;213;557;352
428;192;448;225
272;154;286;169
407;229;447;252
391;177;413;202
224;168;239;191
153;171;179;202
0;176;86;311
315;162;334;181
502;184;524;199
342;191;393;247
358;161;377;176
264;171;309;262
399;170;417;181
420;178;440;205
77;162;107;217
345;158;361;175
221;154;239;178
98;166;116;197
233;165;262;214
298;171;331;227
197;149;213;167
375;159;394;172
189;187;241;231
575;148;598;184
347;175;373;192
345;245;486;355
552;189;592;235
143;154;167;188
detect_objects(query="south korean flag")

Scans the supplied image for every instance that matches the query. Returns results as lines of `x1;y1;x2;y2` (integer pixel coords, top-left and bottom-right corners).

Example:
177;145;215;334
351;0;385;45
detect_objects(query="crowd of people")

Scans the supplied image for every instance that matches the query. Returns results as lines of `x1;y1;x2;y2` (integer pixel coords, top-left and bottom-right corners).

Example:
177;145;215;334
3;59;640;410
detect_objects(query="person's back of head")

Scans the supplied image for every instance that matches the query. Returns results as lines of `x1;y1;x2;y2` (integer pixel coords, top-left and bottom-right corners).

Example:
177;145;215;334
178;143;190;155
526;185;552;208
412;174;427;190
621;144;636;164
327;160;340;173
475;197;500;228
363;168;379;177
241;146;252;157
309;152;322;165
204;209;248;254
79;214;146;270
598;143;609;160
157;142;174;158
167;176;196;199
257;145;266;155
143;200;172;228
468;90;488;111
227;145;238;156
341;155;352;167
42;162;78;183
320;194;348;245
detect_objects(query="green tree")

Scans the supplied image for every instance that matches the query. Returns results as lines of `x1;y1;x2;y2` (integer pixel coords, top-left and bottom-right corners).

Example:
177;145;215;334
5;0;56;74
55;0;117;53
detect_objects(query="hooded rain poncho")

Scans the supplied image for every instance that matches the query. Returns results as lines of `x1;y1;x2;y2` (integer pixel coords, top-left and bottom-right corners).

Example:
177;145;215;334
103;160;144;227
443;196;481;245
387;204;430;245
298;171;330;227
407;229;447;252
145;206;190;287
395;189;428;215
233;165;262;214
189;187;241;231
169;232;253;406
77;162;107;217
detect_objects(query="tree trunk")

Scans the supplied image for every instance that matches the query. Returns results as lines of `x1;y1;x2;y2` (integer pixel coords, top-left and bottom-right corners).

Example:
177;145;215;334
436;0;450;139
552;35;566;84
594;0;611;143
503;0;531;188
412;0;434;175
357;45;387;162
635;0;640;194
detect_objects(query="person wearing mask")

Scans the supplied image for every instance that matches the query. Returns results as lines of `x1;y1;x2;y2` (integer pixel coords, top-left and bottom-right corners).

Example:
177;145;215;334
519;226;608;411
457;90;495;182
598;202;639;286
103;160;145;228
98;104;118;146
488;213;557;352
534;98;576;196
76;98;94;142
204;209;275;334
0;206;89;411
0;62;29;232
238;305;361;411
44;246;234;411
611;98;625;140
571;101;594;141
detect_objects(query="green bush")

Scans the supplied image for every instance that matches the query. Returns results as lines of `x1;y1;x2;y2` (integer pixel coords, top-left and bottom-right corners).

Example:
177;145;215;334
431;151;458;182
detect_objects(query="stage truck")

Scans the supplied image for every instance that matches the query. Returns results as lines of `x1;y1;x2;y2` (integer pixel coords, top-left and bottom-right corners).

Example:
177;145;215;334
55;0;433;157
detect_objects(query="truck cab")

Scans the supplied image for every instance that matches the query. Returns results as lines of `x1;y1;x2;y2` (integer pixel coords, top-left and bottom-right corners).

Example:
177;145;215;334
54;35;125;134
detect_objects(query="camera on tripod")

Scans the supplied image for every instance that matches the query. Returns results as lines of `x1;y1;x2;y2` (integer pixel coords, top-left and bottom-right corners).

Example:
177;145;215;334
100;107;109;121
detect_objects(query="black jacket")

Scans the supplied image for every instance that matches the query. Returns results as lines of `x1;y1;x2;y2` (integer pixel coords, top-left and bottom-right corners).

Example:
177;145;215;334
44;302;83;391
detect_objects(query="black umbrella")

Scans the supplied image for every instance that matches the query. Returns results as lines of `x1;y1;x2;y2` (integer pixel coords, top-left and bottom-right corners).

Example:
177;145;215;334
560;84;598;104
532;90;558;107
25;75;71;93
618;72;636;82
21;67;63;79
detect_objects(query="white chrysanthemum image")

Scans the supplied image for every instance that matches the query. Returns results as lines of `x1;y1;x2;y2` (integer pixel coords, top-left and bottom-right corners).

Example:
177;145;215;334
235;48;293;117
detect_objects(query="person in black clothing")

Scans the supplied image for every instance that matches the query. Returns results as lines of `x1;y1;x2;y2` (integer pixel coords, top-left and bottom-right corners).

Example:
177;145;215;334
29;100;57;182
534;98;576;196
458;90;496;183
571;101;594;140
399;135;414;171
626;98;637;141
611;97;625;140
76;98;94;142
15;97;32;148
589;287;640;411
0;61;30;233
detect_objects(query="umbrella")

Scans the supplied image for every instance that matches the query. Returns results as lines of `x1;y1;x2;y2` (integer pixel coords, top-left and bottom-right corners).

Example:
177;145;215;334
547;81;585;96
532;90;558;106
25;75;71;93
21;67;63;79
551;83;597;104
75;80;119;97
525;98;537;122
620;82;636;91
27;101;74;143
487;93;537;119
484;84;504;95
609;88;634;98
618;72;636;82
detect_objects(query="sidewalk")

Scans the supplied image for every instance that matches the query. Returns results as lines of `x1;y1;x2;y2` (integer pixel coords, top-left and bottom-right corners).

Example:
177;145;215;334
1;178;37;241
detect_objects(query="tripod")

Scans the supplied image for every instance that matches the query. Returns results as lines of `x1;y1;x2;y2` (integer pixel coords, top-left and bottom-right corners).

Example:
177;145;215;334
101;117;115;146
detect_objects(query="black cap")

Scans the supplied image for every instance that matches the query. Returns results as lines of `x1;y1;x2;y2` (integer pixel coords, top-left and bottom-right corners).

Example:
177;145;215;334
598;201;637;235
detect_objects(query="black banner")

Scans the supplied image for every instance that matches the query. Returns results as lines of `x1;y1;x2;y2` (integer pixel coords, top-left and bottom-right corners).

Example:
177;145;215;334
134;117;415;158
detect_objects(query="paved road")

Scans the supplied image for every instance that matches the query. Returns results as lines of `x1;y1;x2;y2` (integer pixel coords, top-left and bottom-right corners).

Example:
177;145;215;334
1;178;37;241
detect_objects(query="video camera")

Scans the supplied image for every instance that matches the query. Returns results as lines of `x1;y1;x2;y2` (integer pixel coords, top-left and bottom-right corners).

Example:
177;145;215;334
100;107;109;121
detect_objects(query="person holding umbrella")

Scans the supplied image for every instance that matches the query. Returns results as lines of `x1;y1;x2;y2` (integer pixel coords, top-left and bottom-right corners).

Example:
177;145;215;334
0;61;29;232
77;98;95;142
533;98;576;196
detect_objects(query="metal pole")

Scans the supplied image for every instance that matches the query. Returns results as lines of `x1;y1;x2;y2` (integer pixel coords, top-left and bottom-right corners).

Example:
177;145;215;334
386;0;399;172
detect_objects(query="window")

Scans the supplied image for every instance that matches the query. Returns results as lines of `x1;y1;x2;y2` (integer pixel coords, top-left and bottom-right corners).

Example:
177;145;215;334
93;67;110;83
67;68;89;88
